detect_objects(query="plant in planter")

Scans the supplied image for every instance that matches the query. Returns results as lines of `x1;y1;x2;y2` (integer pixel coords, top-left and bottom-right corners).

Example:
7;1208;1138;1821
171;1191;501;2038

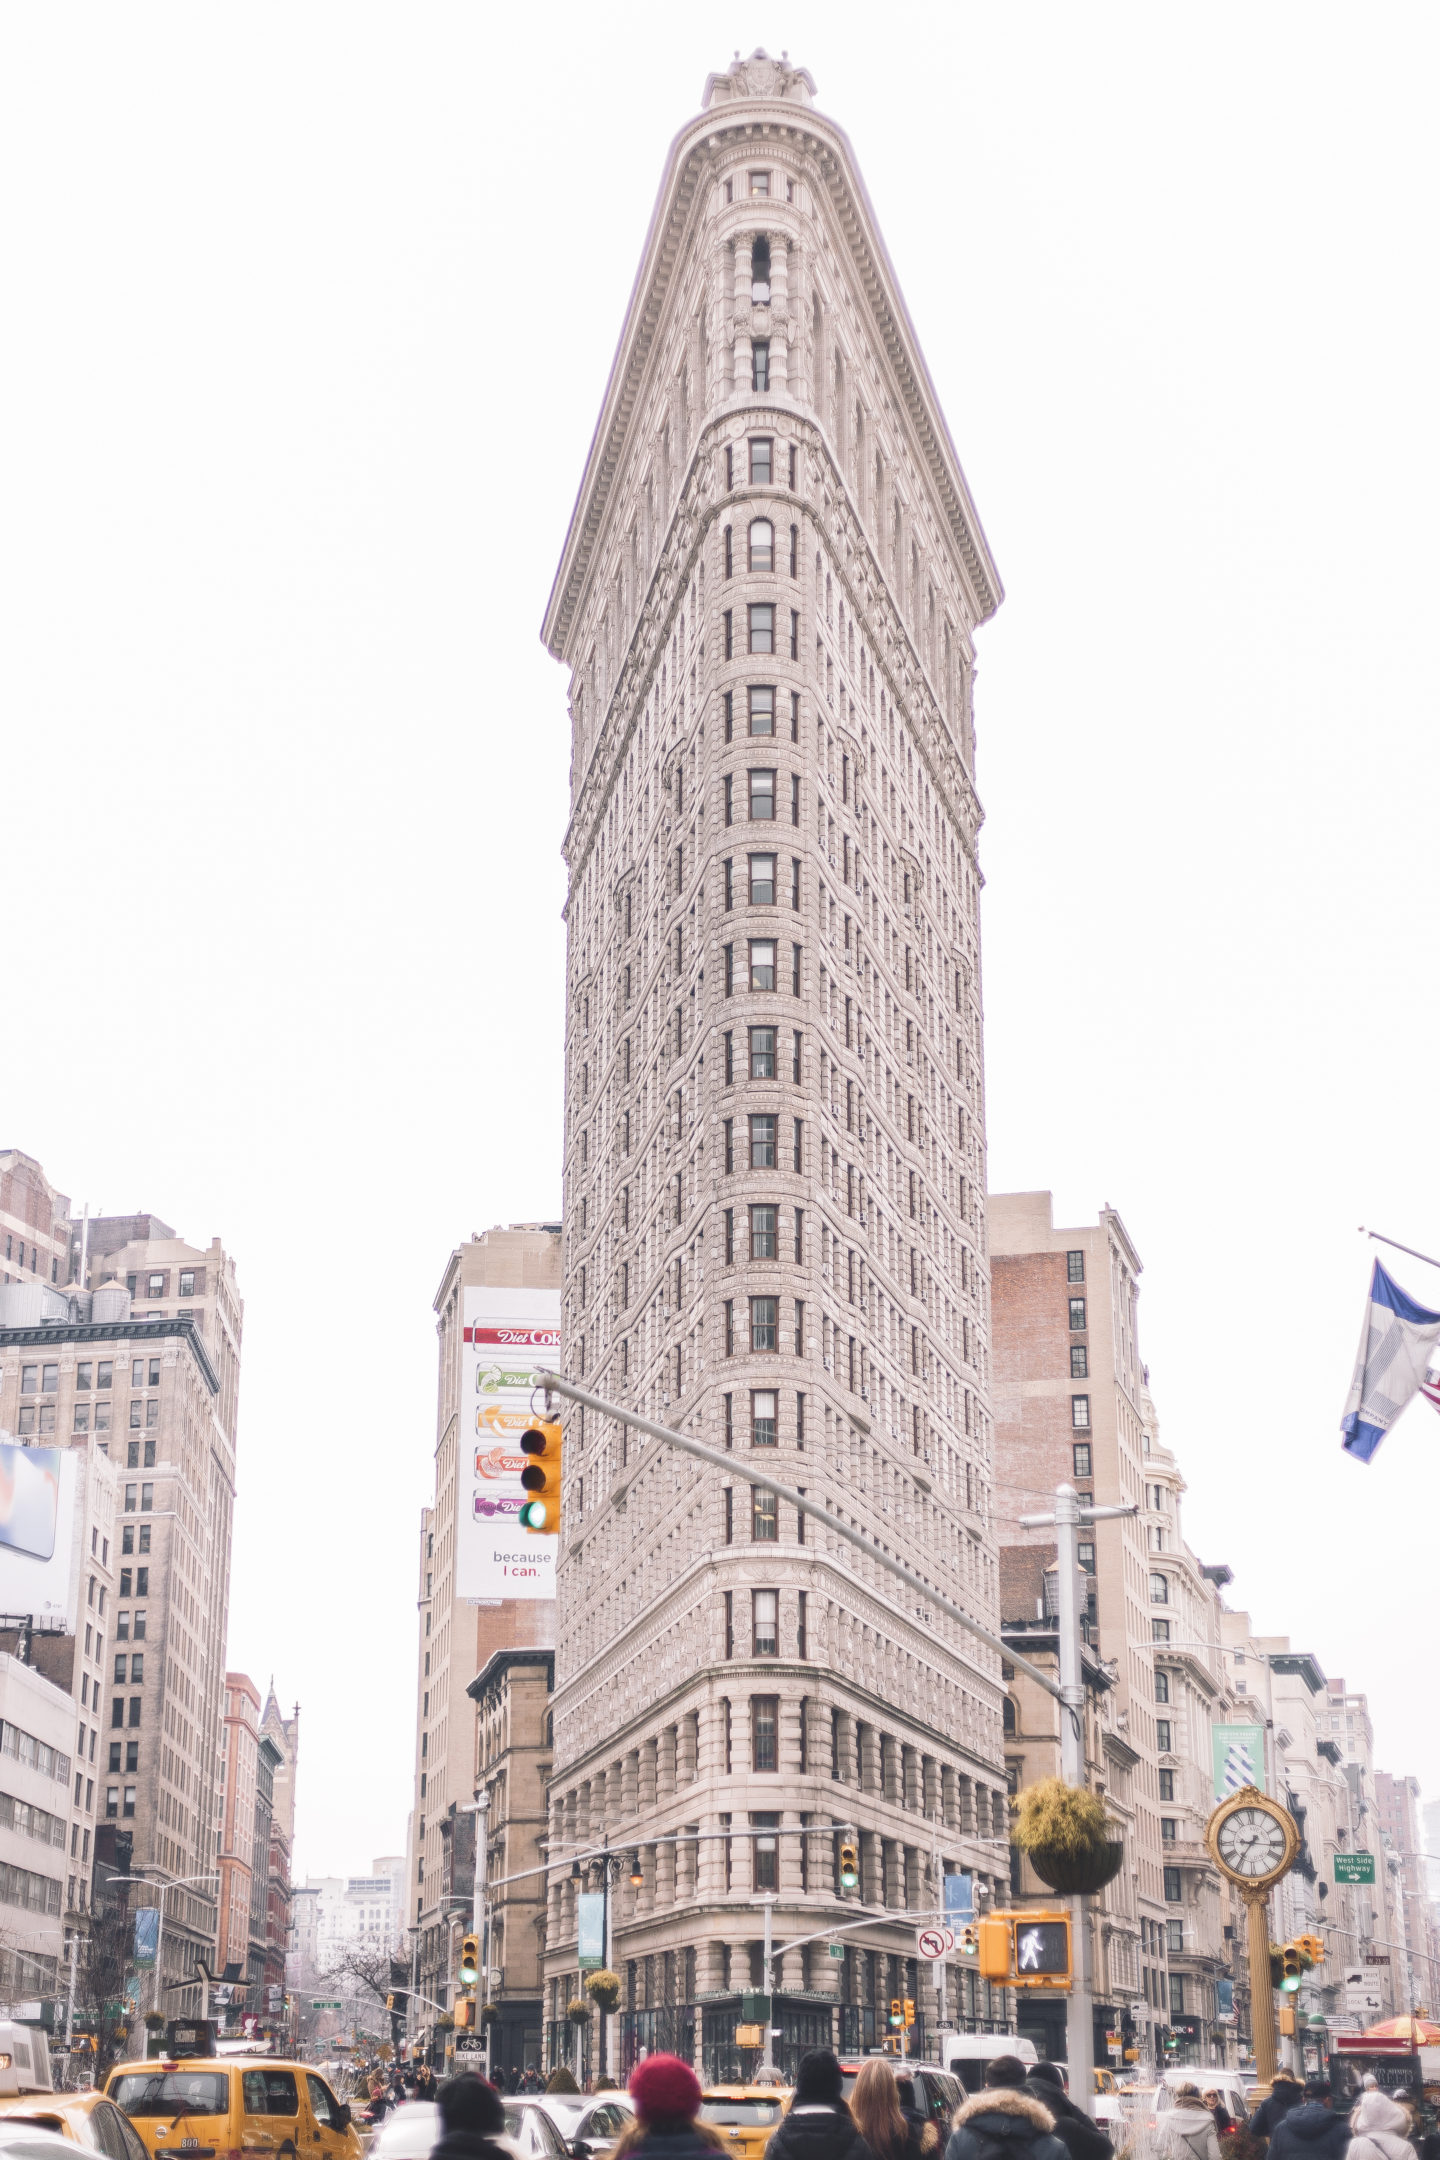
584;1968;621;2015
481;2003;501;2025
143;2013;165;2030
1012;1776;1124;1895
566;1999;592;2025
437;2012;455;2031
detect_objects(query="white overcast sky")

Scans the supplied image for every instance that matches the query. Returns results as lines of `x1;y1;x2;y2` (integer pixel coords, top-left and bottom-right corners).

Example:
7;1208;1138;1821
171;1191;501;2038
3;4;1438;1877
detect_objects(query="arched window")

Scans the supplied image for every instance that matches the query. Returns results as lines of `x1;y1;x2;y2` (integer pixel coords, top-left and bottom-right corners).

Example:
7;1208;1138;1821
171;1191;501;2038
1149;1572;1169;1605
1003;1697;1017;1736
749;519;773;572
751;235;771;305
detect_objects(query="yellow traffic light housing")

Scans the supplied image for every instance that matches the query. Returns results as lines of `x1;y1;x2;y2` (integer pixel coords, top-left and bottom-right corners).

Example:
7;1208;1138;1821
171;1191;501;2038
1296;1933;1325;1966
839;1841;859;1891
977;1917;1013;1982
903;1998;916;2028
958;1925;979;1958
454;1998;474;2031
889;1998;903;2029
519;1422;563;1532
1280;1944;1304;1992
459;1933;480;1988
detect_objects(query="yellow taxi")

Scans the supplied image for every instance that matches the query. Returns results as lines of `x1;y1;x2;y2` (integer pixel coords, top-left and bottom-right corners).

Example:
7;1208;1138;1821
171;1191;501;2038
0;2089;151;2160
696;2087;788;2160
105;2058;362;2160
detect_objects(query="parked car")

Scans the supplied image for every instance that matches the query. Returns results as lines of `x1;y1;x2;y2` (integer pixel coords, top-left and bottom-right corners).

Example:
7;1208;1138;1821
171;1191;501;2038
502;2101;572;2160
538;2096;635;2159
838;2064;964;2134
370;2102;440;2160
0;2130;90;2160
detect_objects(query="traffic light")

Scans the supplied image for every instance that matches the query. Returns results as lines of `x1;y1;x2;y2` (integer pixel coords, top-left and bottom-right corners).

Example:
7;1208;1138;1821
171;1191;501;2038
889;1999;903;2029
903;1999;916;2029
958;1926;979;1959
977;1916;1013;1982
1296;1933;1325;1966
1280;1944;1304;1992
1278;2005;1296;2036
518;1422;563;1532
459;1933;480;1988
454;1999;474;2031
839;1841;859;1892
385;1994;395;2012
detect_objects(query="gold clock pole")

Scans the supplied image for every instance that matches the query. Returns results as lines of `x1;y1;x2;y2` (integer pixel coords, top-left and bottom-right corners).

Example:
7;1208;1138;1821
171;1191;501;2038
1243;1885;1279;2086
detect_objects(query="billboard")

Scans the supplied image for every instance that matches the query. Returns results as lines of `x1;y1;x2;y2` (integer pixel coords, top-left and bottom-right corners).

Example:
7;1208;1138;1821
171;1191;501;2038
1212;1722;1266;1802
0;1447;79;1626
455;1286;561;1603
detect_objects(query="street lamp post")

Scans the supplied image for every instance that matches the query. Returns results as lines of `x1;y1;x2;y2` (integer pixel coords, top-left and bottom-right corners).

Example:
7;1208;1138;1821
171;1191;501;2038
108;1872;219;2027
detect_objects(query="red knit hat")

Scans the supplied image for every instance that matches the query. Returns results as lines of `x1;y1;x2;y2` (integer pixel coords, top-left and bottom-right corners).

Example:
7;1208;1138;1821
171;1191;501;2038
628;2054;702;2124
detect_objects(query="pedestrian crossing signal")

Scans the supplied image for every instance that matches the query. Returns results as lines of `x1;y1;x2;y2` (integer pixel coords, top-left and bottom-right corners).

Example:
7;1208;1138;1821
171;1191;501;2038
839;1841;859;1891
519;1422;563;1532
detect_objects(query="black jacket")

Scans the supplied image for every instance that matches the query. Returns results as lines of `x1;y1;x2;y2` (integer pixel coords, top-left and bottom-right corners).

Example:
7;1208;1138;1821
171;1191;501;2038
1267;2108;1351;2160
1253;2091;1307;2144
766;2105;876;2160
1021;2082;1113;2160
943;2090;1070;2160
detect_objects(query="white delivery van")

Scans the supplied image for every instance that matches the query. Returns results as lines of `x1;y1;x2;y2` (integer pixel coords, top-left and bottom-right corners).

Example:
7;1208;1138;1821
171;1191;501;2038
939;2034;1040;2094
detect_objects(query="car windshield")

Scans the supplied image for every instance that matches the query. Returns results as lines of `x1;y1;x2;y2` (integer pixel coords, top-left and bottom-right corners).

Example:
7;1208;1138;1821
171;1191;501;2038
699;2102;782;2126
541;2102;585;2126
111;2075;230;2119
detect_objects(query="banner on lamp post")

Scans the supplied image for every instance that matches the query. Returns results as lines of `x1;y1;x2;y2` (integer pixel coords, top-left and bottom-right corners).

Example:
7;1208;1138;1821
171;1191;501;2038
577;1893;605;1970
1212;1724;1266;1802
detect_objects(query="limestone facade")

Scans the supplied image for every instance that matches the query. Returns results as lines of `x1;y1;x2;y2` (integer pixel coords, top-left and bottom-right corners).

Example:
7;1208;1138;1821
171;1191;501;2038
541;51;1007;2074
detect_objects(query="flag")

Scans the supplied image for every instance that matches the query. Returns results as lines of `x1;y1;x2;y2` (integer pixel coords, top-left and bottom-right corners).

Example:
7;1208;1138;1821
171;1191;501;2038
1341;1260;1440;1462
1423;1372;1440;1417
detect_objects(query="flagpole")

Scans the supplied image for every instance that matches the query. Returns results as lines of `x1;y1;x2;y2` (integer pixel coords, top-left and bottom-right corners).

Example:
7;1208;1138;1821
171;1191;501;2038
1360;1228;1440;1273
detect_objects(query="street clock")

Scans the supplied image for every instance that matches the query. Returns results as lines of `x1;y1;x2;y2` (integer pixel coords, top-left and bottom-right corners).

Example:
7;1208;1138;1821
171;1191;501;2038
1205;1786;1300;1892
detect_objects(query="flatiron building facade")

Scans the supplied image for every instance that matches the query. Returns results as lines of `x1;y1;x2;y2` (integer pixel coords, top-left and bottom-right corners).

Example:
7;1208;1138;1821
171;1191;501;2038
541;50;1009;2077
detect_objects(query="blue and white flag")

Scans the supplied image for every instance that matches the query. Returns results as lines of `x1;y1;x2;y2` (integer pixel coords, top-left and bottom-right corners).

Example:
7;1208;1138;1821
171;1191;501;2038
1340;1260;1440;1462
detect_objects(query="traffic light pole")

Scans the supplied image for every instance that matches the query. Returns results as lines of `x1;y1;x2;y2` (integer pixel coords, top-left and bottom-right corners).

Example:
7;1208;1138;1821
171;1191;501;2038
1017;1485;1138;2117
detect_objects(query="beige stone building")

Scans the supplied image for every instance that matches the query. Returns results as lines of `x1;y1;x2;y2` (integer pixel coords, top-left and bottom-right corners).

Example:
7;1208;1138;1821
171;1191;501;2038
217;1672;261;1975
408;1226;561;2049
540;50;1008;2079
0;1170;243;2014
465;1646;554;2079
0;1152;72;1290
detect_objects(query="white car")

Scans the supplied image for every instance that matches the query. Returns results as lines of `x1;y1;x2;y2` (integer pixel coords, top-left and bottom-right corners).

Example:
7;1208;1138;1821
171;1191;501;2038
370;2102;441;2160
538;2096;635;2159
0;2133;94;2160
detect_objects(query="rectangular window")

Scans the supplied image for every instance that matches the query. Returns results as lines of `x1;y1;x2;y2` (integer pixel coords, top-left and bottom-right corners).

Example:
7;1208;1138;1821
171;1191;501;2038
105;1787;118;1816
76;1363;92;1391
751;340;770;392
749;684;775;736
724;1209;735;1265
749;1024;776;1078
724;1591;734;1659
1071;1344;1089;1378
130;1654;144;1683
749;438;772;485
73;1404;90;1434
141;1483;152;1510
790;688;799;739
1069;1297;1087;1331
750;1204;777;1260
1152;1618;1171;1643
752;1490;778;1543
1168;1974;1185;2020
179;1270;195;1298
1163;1865;1182;1903
1167;1920;1184;1955
724;943;734;995
750;1297;778;1352
1067;1250;1085;1282
749;1113;776;1167
724;1487;734;1544
749;853;776;903
751;1390;777;1446
749;940;776;994
1071;1396;1090;1430
1155;1670;1170;1704
724;1118;735;1172
792;1116;803;1171
723;1301;735;1356
750;170;770;197
724;1394;734;1448
1072;1442;1092;1479
749;768;776;820
791;940;801;990
794;1299;805;1354
753;1589;778;1656
1150;1572;1169;1604
128;1403;141;1431
1077;1542;1095;1573
1157;1719;1172;1751
19;1367;37;1396
724;608;734;659
791;773;800;826
97;1361;112;1389
1158;1770;1175;1802
789;608;799;659
752;1696;778;1769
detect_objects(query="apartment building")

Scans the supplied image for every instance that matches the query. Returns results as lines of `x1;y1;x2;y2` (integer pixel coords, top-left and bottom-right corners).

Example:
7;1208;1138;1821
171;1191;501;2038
217;1673;261;1974
0;1154;71;1290
465;1647;554;2081
540;49;1008;2078
0;1653;82;2002
1375;1772;1440;2019
260;1688;299;1995
409;1227;561;2041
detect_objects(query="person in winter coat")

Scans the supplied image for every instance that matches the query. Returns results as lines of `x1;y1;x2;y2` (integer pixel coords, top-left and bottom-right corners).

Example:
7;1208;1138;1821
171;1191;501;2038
1201;2094;1234;2138
1266;2080;1351;2160
850;2059;933;2160
431;2076;523;2160
764;2051;874;2160
1253;2080;1307;2146
1022;2065;1114;2160
942;2056;1068;2160
612;2057;724;2160
1344;2093;1415;2160
1157;2089;1222;2160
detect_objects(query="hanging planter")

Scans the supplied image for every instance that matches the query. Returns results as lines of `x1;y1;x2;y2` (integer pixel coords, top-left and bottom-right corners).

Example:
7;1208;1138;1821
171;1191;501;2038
1012;1777;1124;1895
584;1969;621;2015
566;2000;592;2026
481;2003;501;2026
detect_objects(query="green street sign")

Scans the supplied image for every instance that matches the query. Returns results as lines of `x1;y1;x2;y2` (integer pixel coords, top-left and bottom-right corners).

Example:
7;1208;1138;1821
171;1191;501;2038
1335;1854;1376;1885
828;1943;845;1959
311;1999;343;2009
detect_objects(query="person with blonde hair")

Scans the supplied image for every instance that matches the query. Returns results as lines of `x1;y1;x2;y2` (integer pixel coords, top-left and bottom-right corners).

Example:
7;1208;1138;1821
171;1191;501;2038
849;2059;934;2160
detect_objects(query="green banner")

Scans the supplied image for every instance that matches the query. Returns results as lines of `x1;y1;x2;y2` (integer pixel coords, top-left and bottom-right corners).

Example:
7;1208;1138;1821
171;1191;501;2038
1212;1723;1265;1802
1334;1853;1376;1884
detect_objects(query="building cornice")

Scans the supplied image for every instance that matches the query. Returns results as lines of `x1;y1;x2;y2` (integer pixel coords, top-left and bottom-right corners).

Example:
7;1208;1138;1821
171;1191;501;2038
0;1315;220;1396
541;97;1001;664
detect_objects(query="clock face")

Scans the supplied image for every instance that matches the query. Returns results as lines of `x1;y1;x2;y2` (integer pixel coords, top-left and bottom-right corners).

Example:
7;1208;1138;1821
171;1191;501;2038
1216;1804;1289;1880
